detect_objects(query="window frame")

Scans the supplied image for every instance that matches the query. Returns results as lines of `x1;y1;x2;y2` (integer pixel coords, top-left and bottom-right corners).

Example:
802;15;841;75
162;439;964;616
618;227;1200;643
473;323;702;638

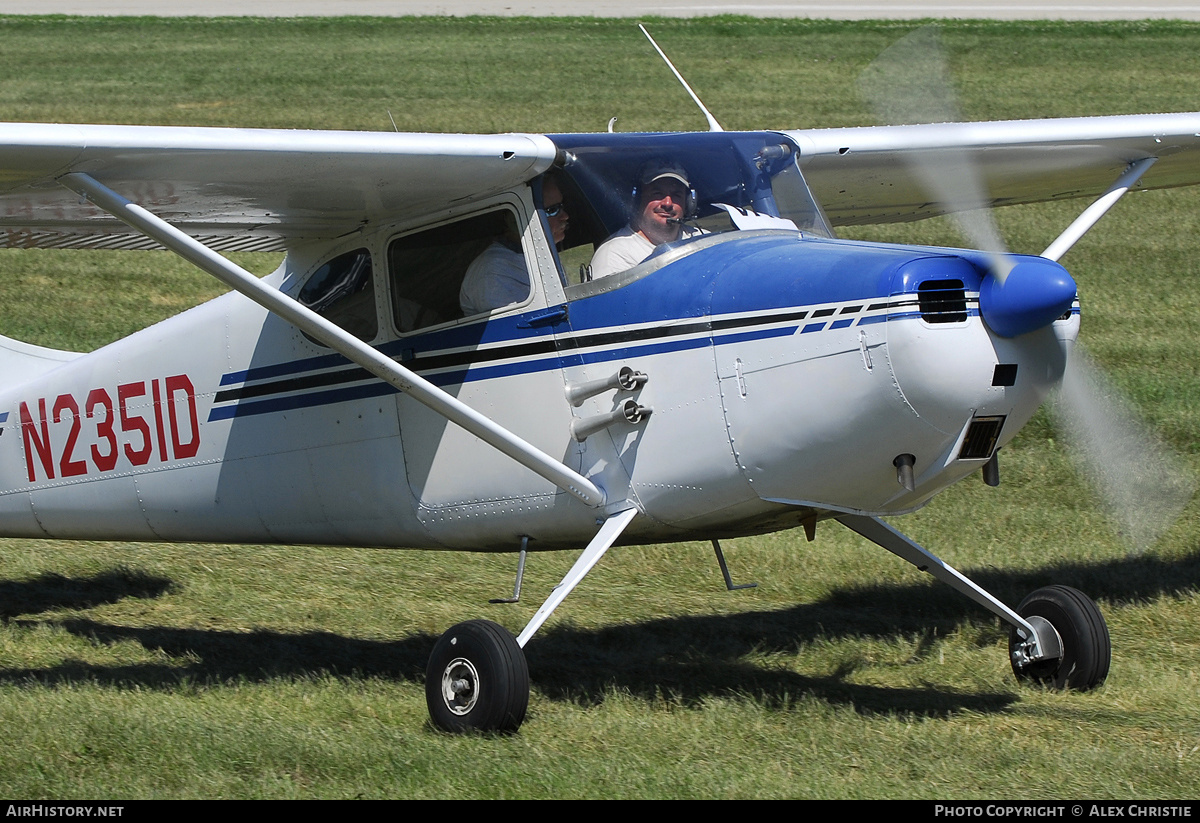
383;191;561;338
291;243;382;348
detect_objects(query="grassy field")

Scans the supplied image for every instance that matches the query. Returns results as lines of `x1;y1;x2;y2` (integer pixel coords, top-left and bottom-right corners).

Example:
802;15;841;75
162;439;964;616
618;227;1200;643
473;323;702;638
0;15;1199;799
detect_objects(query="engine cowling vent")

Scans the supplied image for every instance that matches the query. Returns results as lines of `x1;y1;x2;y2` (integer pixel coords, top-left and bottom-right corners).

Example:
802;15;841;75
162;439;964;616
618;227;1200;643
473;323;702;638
959;415;1006;460
918;279;967;323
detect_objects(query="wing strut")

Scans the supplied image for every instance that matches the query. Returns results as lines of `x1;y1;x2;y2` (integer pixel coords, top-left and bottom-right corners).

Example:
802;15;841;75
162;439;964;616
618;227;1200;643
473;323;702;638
1041;157;1157;262
59;172;606;509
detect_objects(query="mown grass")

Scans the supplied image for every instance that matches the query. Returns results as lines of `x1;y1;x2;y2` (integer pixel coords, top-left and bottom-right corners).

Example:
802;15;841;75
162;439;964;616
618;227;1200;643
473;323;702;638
0;15;1199;799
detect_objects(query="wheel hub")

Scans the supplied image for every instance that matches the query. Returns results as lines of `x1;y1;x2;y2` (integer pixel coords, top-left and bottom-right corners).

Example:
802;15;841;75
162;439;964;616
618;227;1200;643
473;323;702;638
440;657;480;715
1011;614;1063;668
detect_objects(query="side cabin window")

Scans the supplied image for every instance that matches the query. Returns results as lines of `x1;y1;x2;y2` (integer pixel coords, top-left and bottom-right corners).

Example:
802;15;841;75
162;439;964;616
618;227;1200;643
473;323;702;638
299;247;377;343
389;209;529;334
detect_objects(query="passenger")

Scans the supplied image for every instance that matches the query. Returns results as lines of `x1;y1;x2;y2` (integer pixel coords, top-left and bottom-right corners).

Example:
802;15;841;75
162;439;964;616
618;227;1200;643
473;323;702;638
589;161;702;280
459;175;569;315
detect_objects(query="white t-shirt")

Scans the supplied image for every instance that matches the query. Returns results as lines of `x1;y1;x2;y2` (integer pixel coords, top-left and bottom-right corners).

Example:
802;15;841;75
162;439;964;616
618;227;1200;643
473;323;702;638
459;241;530;315
589;225;703;280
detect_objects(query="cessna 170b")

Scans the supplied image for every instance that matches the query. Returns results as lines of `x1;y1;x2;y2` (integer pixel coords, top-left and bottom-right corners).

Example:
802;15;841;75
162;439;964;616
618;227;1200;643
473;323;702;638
0;30;1198;733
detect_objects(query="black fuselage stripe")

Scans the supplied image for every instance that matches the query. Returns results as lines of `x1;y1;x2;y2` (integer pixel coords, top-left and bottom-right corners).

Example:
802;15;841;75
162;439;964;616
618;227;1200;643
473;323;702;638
215;307;826;403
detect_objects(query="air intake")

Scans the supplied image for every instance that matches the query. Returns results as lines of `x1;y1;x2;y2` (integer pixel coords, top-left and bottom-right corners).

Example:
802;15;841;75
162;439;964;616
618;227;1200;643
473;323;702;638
918;279;967;323
958;416;1005;460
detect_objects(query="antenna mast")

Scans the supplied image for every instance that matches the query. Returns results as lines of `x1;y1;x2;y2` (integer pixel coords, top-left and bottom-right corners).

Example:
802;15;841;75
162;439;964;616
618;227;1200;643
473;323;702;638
639;24;724;133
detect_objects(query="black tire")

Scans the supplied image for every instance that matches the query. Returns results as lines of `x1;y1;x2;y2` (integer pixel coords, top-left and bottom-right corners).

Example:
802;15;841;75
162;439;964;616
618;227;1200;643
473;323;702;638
1010;585;1110;691
426;619;529;734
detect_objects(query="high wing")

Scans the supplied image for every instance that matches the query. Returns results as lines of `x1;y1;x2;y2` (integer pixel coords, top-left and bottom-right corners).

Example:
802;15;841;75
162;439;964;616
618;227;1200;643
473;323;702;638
788;112;1200;226
0;123;557;251
4;116;1200;247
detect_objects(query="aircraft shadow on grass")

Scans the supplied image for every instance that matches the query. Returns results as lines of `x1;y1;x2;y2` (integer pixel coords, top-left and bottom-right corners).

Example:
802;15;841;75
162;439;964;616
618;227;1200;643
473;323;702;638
0;546;1198;719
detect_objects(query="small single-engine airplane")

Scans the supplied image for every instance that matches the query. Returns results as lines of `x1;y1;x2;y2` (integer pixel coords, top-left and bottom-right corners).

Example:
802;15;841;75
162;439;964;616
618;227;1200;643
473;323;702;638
0;28;1197;733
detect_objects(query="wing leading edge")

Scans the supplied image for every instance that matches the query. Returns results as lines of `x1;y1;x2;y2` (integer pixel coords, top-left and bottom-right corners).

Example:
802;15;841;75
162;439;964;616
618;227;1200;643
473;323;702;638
788;112;1200;226
2;114;1200;247
0;124;558;251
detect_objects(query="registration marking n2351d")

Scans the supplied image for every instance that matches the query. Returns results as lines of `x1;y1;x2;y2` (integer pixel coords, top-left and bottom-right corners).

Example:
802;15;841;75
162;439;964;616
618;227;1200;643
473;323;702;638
18;375;200;483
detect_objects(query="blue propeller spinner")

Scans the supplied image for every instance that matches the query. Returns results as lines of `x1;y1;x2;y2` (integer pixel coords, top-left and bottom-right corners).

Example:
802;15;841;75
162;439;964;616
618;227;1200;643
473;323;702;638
979;257;1077;338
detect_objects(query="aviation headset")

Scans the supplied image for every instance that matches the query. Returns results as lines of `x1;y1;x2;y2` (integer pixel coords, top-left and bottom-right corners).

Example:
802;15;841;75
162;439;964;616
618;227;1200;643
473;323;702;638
632;160;697;219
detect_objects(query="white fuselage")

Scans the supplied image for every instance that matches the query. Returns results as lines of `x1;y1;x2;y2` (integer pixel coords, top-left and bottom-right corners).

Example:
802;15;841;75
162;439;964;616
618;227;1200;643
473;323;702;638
0;192;1076;552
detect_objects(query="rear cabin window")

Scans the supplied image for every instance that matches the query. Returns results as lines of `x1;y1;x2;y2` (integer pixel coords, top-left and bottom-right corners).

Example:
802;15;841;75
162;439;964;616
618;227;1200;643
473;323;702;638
299;247;377;343
389;210;527;334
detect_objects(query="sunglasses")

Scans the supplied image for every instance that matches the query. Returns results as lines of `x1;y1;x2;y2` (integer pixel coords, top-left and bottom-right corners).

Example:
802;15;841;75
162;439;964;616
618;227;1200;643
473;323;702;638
544;202;567;218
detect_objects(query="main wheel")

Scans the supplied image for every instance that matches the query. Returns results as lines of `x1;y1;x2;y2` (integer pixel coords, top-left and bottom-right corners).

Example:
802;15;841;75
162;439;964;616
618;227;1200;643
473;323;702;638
426;619;529;734
1009;585;1110;691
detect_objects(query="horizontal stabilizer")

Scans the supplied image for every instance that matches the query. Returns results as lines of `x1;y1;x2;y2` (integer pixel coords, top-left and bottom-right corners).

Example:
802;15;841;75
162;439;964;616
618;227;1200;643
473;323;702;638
0;334;81;387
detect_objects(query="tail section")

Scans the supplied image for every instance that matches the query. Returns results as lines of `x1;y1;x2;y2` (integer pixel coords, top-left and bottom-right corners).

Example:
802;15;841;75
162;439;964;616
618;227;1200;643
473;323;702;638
0;334;81;388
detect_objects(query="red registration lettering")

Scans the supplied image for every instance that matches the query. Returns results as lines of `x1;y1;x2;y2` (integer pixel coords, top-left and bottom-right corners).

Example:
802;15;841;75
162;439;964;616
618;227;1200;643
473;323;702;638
150;379;167;463
166;375;200;460
118;382;152;467
17;373;201;483
52;394;87;478
19;398;54;482
87;388;118;472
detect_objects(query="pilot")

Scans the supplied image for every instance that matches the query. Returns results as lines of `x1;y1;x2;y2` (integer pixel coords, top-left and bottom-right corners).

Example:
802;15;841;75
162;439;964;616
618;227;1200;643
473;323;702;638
588;160;702;280
459;174;570;316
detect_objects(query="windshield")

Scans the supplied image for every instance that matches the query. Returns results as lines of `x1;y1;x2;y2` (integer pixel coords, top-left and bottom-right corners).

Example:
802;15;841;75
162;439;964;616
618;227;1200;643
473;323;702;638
549;131;833;254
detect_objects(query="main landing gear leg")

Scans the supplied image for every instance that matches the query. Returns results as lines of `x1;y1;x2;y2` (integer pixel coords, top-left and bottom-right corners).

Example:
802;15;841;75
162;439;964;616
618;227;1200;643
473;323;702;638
425;507;638;733
837;515;1109;691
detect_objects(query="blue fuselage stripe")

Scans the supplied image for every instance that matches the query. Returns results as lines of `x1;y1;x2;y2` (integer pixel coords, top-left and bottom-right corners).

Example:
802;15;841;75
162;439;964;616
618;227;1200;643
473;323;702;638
207;322;803;421
209;289;981;421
